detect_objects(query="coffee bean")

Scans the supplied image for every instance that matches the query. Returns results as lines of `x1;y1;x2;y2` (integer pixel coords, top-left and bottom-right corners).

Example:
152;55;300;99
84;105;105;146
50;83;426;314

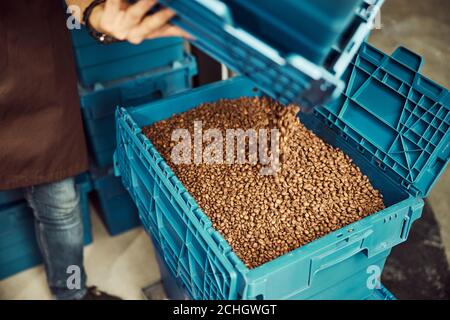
143;97;385;269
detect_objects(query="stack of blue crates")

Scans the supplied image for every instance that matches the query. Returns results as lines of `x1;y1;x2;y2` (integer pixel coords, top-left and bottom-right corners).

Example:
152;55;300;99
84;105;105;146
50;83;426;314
70;27;198;236
80;56;197;169
70;27;186;87
0;174;93;280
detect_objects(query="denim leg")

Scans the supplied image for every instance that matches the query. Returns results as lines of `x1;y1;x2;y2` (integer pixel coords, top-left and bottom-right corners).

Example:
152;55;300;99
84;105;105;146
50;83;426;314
25;177;87;300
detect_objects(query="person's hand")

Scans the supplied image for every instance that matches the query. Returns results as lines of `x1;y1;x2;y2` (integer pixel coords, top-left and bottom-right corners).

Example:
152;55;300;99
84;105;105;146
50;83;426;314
89;0;191;44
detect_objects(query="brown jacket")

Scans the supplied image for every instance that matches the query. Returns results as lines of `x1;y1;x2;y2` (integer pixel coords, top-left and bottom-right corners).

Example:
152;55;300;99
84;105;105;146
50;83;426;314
0;2;89;190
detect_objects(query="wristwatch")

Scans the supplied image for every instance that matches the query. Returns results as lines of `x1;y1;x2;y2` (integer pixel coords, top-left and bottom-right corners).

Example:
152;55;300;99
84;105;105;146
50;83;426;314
83;0;122;44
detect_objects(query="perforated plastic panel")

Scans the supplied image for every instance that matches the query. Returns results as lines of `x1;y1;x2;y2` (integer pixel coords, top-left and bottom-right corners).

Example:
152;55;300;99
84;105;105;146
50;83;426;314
317;43;450;196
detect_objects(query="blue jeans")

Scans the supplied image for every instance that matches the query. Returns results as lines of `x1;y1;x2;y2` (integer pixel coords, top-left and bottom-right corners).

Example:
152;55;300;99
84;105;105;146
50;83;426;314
25;177;87;300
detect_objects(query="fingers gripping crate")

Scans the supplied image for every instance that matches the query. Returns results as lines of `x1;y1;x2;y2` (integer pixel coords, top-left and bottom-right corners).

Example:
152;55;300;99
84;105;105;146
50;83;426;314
114;44;449;299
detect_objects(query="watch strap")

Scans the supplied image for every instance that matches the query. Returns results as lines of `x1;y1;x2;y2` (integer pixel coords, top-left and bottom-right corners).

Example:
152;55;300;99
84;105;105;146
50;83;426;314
83;0;123;44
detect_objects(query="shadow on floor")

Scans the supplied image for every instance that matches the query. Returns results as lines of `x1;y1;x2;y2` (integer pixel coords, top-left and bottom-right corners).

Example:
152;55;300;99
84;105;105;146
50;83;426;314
382;201;450;299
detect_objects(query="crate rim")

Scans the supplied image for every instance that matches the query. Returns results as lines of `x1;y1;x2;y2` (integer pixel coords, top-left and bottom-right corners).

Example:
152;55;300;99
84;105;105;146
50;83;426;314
78;54;197;96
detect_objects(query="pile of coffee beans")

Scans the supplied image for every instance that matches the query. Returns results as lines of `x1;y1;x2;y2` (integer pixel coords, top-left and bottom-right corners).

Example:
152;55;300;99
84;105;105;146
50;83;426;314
143;97;385;269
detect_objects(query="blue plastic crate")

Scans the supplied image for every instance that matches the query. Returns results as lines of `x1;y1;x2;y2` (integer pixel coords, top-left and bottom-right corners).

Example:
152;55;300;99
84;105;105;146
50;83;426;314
75;174;94;245
80;55;197;168
217;0;365;64
116;92;408;299
0;189;23;208
0;202;41;280
69;26;185;86
114;44;449;299
152;233;394;300
153;239;190;300
159;0;383;110
0;175;93;280
92;169;141;236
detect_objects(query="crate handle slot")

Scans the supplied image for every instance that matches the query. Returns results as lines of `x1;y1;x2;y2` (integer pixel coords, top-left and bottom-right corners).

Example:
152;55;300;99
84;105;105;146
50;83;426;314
120;83;164;107
113;152;121;177
310;229;373;278
391;47;423;72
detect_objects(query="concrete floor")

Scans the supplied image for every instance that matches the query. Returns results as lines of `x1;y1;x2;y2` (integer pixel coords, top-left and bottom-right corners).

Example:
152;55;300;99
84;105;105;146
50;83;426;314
0;0;449;300
369;0;450;264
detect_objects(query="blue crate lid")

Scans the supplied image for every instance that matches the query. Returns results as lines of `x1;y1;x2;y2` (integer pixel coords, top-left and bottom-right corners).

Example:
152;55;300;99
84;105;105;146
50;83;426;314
159;0;383;110
316;43;450;197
